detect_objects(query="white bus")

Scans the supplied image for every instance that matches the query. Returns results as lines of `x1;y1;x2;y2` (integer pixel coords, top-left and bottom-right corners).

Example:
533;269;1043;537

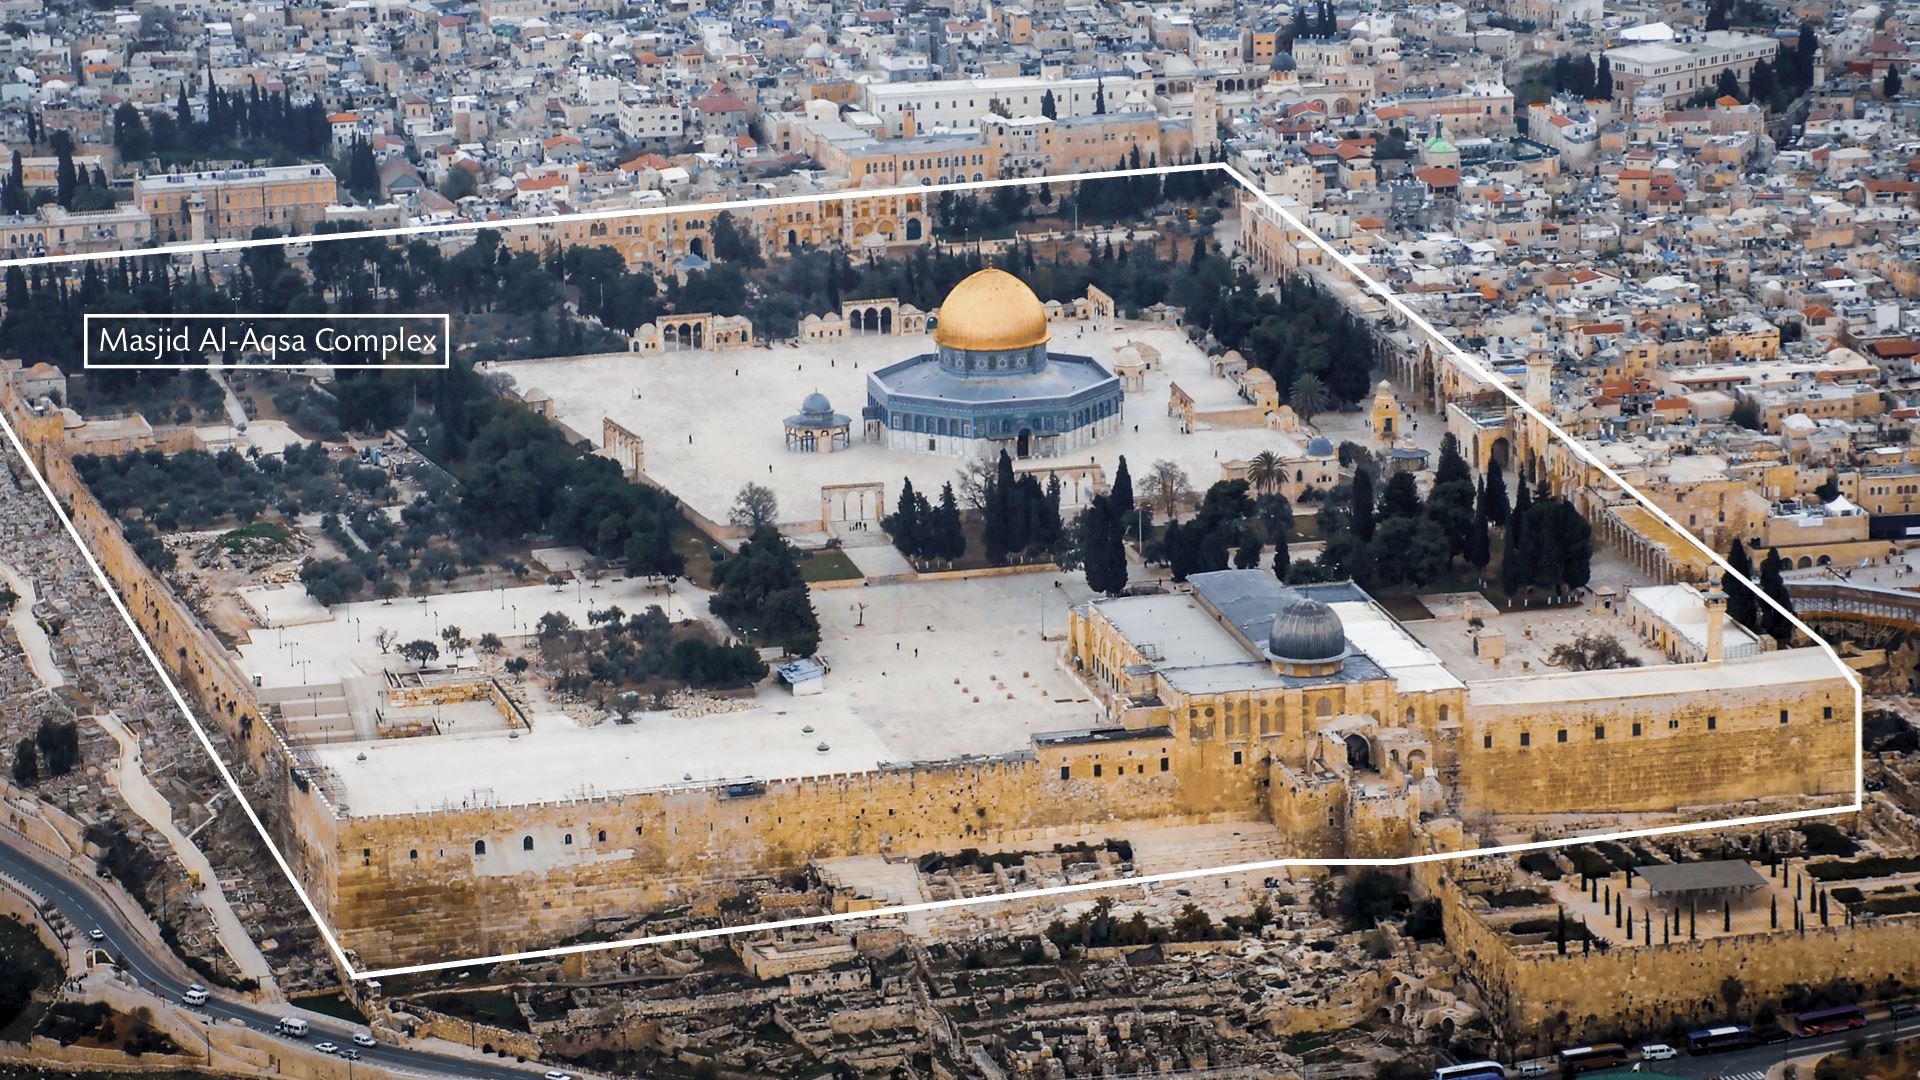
1433;1062;1507;1080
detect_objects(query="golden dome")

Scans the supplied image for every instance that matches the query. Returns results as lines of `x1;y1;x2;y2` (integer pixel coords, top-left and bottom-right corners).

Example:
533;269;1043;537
934;268;1051;352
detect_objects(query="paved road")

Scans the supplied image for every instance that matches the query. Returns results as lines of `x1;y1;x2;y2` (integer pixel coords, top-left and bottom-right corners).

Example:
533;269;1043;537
1636;1017;1917;1078
0;828;562;1079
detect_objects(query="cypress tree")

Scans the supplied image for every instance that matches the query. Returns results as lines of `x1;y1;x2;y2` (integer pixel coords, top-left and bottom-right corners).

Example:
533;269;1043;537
1083;495;1127;596
1481;458;1509;526
885;477;922;560
1467;485;1492;571
931;483;965;565
984;450;1015;565
1500;482;1532;599
1351;467;1375;544
1112;455;1140;541
1723;540;1760;631
1758;547;1795;644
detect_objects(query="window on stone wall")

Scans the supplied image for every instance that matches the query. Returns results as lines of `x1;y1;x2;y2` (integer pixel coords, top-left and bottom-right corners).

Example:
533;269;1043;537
1061;765;1071;780
474;840;486;855
362;848;370;866
1483;734;1492;749
522;836;534;851
1557;729;1567;743
598;830;607;842
1233;750;1244;765
1632;722;1642;737
1093;763;1103;777
1519;732;1530;747
564;834;573;845
1160;757;1169;772
1707;715;1717;730
1594;725;1605;740
409;849;417;861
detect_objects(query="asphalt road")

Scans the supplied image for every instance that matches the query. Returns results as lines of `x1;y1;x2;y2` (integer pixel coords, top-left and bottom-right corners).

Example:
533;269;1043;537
0;828;564;1079
1622;1018;1917;1078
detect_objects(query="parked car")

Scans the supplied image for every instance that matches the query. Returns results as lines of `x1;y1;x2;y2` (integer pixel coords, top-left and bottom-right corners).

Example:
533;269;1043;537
1639;1044;1678;1061
1892;1002;1920;1020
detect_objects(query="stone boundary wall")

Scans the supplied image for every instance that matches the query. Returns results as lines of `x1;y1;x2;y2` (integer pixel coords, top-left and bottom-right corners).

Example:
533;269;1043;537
1422;864;1920;1049
402;1001;540;1060
0;384;339;922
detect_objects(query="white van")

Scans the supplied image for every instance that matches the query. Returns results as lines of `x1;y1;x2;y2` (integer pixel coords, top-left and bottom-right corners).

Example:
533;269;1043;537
182;985;208;1006
276;1018;309;1038
1516;1063;1553;1078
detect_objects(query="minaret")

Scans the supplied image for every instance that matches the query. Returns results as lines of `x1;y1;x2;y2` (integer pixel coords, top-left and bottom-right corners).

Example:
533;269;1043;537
1525;352;1552;410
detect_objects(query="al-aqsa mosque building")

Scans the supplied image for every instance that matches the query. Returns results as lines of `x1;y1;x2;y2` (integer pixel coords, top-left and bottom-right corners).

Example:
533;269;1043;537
864;268;1123;459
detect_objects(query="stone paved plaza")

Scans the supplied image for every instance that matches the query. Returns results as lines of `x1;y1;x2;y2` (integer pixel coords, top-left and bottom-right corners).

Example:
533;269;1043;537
307;570;1100;815
489;320;1332;533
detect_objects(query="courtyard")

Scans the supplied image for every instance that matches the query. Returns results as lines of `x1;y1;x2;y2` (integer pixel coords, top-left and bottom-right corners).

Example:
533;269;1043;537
486;318;1350;536
303;570;1101;815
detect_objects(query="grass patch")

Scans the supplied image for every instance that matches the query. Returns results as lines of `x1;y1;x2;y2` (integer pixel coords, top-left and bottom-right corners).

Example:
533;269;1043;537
797;547;863;583
669;517;719;588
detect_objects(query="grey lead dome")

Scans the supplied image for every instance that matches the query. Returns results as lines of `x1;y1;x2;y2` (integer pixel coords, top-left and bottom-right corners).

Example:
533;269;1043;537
1267;594;1348;664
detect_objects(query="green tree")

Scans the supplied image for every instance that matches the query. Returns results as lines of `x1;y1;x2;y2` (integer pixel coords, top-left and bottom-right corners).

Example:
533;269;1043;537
1378;471;1422;518
1750;57;1776;103
1500;482;1533;597
762;585;820;656
398;639;440;668
1885;65;1904;99
1081;494;1128;595
928;482;967;565
10;737;36;786
34;718;79;777
709;210;764;267
1370;516;1449;587
984;450;1015;565
1758;547;1796;644
1040;89;1058;119
439;165;477;201
1481;458;1510;526
1724;540;1760;631
1351;467;1376;544
112;103;150;161
883;477;923;560
346;137;378;199
1289;371;1329;421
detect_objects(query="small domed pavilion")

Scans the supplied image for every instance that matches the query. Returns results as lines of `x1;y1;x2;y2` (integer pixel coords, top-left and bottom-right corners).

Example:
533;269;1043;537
784;392;851;453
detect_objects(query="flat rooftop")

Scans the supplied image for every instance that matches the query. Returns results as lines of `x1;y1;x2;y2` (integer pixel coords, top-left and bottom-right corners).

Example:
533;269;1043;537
1087;573;1458;696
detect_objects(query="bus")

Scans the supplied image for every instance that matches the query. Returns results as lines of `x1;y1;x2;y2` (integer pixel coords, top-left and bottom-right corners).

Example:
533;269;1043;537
1795;1005;1867;1036
1433;1062;1507;1080
1555;1044;1628;1074
1685;1025;1757;1055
